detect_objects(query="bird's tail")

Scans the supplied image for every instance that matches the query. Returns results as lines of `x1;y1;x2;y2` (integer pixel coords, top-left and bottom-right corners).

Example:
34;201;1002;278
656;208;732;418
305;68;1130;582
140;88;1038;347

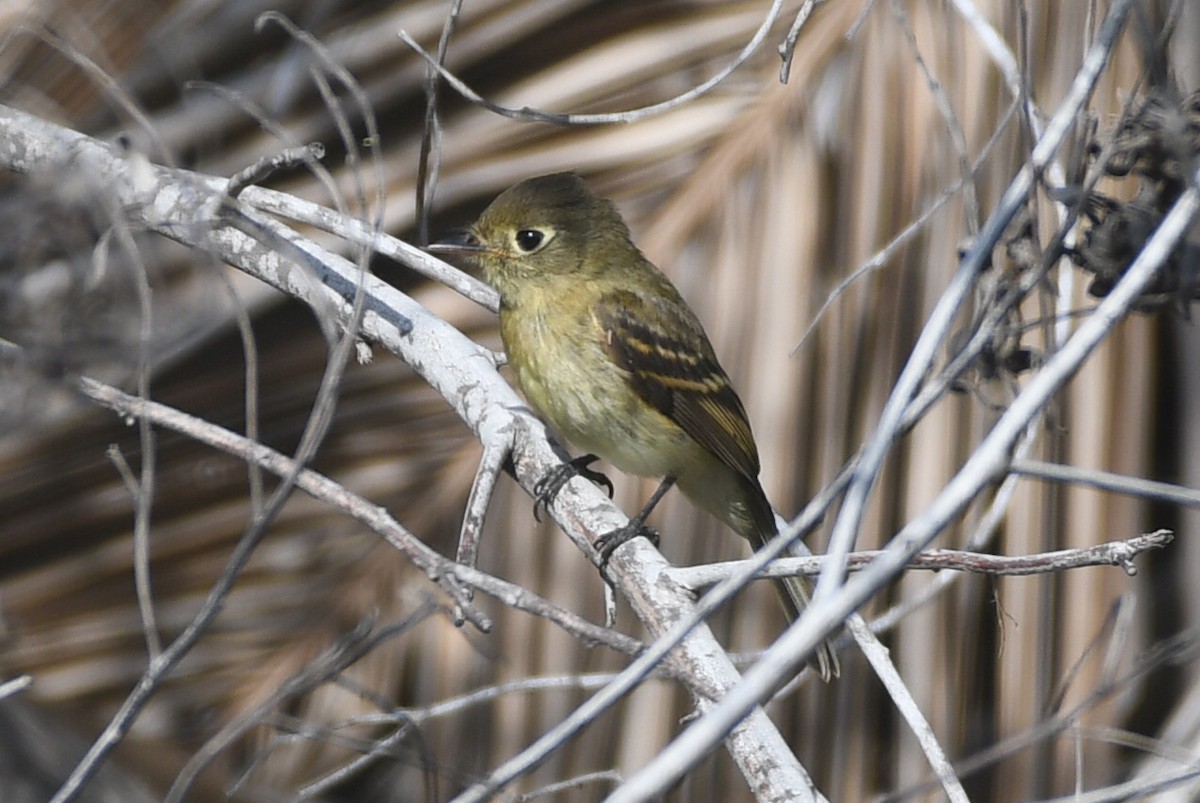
742;486;840;682
691;469;840;681
760;548;840;682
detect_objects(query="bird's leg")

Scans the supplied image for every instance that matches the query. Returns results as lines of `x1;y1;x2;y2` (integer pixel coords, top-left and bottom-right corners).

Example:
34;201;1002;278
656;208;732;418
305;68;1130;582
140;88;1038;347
595;476;676;570
533;453;614;522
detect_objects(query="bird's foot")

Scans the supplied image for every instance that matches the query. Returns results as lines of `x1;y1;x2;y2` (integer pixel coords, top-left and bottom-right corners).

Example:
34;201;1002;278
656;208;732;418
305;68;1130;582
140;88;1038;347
533;454;614;522
595;521;660;574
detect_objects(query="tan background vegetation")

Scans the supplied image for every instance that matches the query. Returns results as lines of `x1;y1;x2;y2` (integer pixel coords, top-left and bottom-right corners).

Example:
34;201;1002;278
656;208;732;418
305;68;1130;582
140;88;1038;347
1;1;1198;800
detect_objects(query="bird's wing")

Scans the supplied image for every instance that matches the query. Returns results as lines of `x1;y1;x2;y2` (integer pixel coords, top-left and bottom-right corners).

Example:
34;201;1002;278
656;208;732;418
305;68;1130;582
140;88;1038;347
594;286;761;480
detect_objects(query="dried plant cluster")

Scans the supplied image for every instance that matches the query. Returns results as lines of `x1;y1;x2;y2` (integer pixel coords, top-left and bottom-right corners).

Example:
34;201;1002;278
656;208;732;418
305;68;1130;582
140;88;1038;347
1;1;1200;802
1070;87;1200;306
954;83;1200;398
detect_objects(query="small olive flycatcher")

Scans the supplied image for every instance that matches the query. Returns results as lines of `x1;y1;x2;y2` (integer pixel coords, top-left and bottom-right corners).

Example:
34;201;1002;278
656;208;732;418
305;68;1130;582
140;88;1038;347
431;172;837;680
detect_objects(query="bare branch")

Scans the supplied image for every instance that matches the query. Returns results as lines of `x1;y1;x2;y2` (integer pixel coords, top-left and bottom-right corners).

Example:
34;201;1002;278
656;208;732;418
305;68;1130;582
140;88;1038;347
1013;459;1200;508
77;374;484;622
104;444;161;658
224;143;326;199
889;0;980;234
777;0;825;83
850;616;969;802
457;417;516;575
72;368;673;663
397;0;785;125
519;771;623;801
241;183;499;311
671;530;1172;590
413;0;463;245
0;676;32;702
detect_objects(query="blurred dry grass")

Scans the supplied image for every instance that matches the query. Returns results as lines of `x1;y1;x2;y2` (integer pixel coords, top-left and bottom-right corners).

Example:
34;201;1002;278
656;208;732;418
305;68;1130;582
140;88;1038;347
1;1;1199;800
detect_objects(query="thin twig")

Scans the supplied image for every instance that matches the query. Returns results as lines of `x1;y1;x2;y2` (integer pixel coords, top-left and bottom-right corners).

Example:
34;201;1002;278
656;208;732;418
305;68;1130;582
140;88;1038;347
240;183;499;311
34;27;174;165
295;724;417;800
74;367;689;667
98;192;162;664
852;616;969;802
255;10;387;234
1044;596;1136;718
224;143;326;198
104;444;161;658
414;0;463;245
1013;459;1200;507
519;771;623;801
670;530;1171;589
889;0;980;234
73;371;683;660
457;416;516;577
396;0;785;126
184;80;346;210
777;0;824;83
0;675;32;701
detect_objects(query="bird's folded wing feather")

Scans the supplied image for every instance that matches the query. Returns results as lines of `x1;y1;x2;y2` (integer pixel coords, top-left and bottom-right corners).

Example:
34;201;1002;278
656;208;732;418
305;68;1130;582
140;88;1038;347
593;288;761;482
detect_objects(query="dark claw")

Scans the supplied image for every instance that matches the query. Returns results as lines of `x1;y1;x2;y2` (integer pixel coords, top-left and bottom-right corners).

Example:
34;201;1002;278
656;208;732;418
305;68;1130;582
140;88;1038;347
579;464;615;499
595;522;660;574
533;454;613;522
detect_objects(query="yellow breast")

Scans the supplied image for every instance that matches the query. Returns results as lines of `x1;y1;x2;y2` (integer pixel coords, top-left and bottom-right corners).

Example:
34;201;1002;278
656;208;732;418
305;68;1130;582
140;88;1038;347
499;293;690;479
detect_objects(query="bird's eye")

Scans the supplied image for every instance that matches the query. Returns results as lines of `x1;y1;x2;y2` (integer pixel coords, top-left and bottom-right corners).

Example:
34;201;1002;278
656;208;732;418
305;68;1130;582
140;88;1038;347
514;229;546;253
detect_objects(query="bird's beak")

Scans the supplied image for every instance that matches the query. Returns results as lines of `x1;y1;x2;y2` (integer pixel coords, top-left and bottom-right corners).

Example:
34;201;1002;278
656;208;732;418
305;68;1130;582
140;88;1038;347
426;229;488;255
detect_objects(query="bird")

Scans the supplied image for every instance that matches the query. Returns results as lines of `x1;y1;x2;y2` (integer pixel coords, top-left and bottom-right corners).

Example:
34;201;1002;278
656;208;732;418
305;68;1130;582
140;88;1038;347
431;172;838;680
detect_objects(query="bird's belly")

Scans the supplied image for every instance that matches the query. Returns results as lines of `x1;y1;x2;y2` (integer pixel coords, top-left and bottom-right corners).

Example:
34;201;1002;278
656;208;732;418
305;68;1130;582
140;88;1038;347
505;312;687;479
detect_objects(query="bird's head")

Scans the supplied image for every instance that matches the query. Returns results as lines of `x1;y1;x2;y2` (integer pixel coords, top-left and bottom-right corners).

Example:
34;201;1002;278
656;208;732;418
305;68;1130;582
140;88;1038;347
430;172;633;297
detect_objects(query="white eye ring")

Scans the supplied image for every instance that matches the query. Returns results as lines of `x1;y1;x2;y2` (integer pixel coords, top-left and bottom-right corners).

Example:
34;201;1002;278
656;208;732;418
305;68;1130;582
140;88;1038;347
512;227;554;254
